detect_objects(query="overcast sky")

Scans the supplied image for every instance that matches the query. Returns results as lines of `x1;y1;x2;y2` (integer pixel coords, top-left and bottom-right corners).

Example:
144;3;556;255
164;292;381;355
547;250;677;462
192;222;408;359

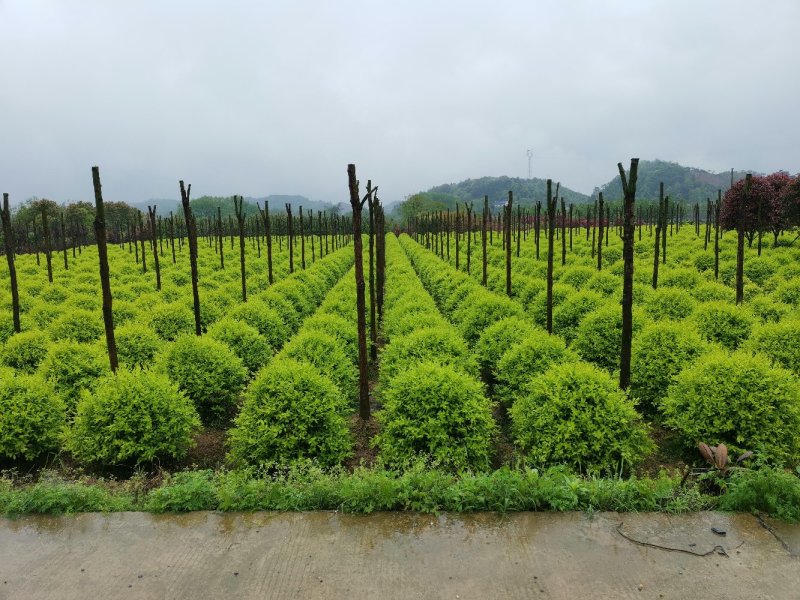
1;0;798;206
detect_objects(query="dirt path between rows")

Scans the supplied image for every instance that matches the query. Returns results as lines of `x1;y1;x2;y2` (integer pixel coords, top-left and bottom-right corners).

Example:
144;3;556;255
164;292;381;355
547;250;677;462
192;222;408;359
1;511;797;599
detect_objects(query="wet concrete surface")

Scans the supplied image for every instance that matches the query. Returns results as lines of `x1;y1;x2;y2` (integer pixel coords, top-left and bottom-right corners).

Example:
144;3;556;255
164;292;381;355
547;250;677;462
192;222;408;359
0;511;797;599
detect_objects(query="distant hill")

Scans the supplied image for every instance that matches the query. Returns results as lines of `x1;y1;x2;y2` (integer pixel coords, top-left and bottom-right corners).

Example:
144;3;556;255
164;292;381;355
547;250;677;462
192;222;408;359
145;195;340;220
598;160;753;203
393;176;591;221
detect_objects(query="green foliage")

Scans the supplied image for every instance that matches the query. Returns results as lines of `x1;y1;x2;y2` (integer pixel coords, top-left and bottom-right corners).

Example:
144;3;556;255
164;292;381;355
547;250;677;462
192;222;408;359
572;304;643;372
747;295;789;324
693;301;754;349
510;362;654;474
375;362;496;472
644;287;697;321
228;359;352;468
775;279;800;307
719;467;800;522
207;317;273;375
282;330;357;399
742;318;800;376
149;302;195;341
39;340;107;412
630;322;708;414
473;316;537;376
495;331;577;403
49;309;104;343
452;292;525;345
2;330;50;373
552;290;605;342
145;471;217;512
380;326;478;383
0;472;133;515
160;335;248;424
303;313;358;357
0;374;65;460
114;323;162;368
662;351;800;465
228;300;290;350
67;368;200;465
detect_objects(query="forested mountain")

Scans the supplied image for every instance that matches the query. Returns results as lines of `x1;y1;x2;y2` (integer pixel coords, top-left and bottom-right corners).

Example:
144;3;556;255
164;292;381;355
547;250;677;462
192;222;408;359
394;176;590;222
598;160;753;203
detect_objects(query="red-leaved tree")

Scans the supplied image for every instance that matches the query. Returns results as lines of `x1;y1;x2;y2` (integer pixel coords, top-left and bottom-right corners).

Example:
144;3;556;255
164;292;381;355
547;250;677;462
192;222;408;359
721;173;793;245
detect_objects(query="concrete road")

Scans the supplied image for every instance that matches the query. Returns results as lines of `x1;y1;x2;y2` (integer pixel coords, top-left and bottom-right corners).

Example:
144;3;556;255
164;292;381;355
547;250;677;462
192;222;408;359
1;511;798;599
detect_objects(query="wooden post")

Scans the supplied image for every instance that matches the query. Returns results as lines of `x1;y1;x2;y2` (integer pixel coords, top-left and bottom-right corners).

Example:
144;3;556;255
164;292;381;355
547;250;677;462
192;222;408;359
348;164;370;421
1;193;21;333
482;195;488;287
285;204;294;273
138;211;147;274
299;206;306;270
546;181;557;333
618;158;639;391
91;167;118;372
736;175;750;305
466;202;473;276
180;181;202;336
560;198;566;266
597;193;604;270
367;183;377;362
505;191;512;297
60;210;68;270
652;183;664;289
41;205;53;283
147;206;162;291
234;195;247;302
375;203;386;324
714;191;721;280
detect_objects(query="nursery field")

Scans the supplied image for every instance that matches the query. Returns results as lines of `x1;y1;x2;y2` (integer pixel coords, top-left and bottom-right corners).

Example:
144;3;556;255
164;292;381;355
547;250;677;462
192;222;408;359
1;204;800;517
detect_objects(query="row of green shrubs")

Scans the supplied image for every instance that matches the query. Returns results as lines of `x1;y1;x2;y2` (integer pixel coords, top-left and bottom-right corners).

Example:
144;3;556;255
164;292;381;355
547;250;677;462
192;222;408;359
374;236;496;471
226;263;368;468
0;236;303;345
3;464;799;521
401;234;800;470
400;235;654;474
0;246;355;466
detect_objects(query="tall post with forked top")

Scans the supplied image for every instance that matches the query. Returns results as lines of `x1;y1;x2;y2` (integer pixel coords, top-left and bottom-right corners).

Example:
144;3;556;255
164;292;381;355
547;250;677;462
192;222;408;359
180;180;202;336
91;167;118;372
348;164;371;420
1;193;21;334
618;158;639;391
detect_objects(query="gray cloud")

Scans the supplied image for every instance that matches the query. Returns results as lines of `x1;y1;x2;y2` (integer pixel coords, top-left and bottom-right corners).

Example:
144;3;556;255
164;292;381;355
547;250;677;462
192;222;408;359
1;0;798;206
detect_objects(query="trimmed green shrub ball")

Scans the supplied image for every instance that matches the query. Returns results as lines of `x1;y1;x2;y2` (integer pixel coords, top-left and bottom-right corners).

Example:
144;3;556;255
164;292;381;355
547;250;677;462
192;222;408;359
39;340;107;413
693;301;754;350
644;288;697;321
630;322;708;414
552;290;605;342
207;317;273;375
115;323;162;368
495;330;577;404
282;330;357;399
572;304;643;372
743;319;800;376
66;368;200;465
474;316;537;376
2;330;50;373
160;335;248;424
228;300;290;350
374;362;496;472
661;351;800;465
510;362;653;474
304;313;358;357
228;359;352;467
149;302;195;341
452;292;525;345
0;373;65;460
49;309;104;343
380;326;478;383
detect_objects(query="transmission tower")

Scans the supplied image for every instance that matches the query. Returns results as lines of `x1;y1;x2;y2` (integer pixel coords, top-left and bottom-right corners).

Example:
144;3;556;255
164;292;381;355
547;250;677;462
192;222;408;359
527;149;533;179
